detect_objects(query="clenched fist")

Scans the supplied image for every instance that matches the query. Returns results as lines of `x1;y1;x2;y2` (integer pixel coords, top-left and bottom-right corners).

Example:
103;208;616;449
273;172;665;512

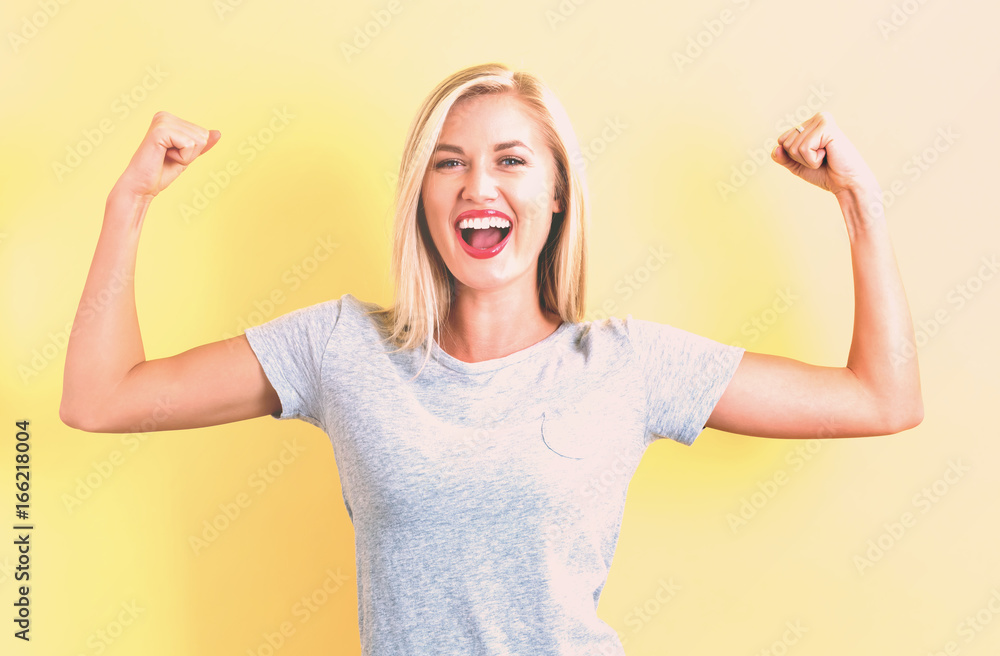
113;111;221;201
771;112;880;200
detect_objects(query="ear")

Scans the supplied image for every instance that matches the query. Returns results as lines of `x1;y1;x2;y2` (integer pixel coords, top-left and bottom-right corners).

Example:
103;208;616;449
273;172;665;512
552;192;564;214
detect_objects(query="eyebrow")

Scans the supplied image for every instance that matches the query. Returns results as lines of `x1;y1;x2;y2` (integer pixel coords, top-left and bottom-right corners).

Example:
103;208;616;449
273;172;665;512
434;140;534;155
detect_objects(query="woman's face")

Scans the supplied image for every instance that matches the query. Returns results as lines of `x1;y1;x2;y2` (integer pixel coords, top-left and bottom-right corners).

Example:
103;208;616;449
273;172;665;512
421;92;563;296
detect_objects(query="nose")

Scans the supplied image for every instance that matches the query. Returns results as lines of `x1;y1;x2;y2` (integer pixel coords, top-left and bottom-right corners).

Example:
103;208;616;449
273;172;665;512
461;162;498;203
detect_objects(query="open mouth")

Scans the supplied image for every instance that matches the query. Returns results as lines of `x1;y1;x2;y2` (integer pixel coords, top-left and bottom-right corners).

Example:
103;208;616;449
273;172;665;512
459;219;511;249
454;212;513;259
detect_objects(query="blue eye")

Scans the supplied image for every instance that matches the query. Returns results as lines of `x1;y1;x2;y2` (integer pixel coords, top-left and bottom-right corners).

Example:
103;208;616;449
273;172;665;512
433;156;525;169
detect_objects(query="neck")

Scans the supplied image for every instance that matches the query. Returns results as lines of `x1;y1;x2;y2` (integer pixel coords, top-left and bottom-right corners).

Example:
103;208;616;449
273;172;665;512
436;281;563;363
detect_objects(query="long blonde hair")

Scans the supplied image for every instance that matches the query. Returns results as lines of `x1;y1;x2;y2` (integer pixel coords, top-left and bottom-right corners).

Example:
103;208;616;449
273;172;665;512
367;62;590;376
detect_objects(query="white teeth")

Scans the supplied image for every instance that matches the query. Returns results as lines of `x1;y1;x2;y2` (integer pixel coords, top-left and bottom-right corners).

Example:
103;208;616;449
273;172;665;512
458;217;511;230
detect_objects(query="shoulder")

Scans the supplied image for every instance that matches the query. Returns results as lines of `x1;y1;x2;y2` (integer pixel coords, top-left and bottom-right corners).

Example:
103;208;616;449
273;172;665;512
336;293;389;329
592;313;738;361
562;314;637;363
291;293;384;323
246;293;374;339
321;293;399;348
570;313;649;346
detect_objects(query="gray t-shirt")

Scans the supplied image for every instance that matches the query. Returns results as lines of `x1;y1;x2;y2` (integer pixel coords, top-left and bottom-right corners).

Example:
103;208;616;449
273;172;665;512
243;293;744;655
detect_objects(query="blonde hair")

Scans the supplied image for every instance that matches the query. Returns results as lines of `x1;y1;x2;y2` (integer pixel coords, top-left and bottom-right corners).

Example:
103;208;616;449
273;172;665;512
367;62;590;377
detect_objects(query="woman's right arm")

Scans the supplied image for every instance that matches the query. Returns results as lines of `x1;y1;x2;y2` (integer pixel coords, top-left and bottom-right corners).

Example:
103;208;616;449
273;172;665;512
60;112;281;433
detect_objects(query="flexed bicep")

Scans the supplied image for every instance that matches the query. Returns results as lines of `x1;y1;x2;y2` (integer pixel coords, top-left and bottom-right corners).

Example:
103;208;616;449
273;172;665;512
706;350;920;439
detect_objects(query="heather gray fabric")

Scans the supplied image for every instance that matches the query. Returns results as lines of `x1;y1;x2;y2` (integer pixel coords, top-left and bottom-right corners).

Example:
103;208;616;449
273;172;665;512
243;293;745;655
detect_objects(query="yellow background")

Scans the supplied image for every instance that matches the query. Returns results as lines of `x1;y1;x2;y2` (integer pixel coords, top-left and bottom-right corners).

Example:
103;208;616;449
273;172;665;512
2;1;998;654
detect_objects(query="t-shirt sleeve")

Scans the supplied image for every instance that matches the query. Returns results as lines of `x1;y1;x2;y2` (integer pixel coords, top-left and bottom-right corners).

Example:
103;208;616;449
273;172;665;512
625;315;745;447
241;298;342;429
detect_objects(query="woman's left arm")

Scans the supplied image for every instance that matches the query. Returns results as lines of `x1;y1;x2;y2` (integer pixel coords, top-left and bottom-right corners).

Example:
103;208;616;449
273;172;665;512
706;112;924;439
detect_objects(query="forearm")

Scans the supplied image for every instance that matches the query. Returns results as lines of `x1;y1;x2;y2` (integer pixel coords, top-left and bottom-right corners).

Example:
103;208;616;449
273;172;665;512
838;188;923;428
61;188;151;423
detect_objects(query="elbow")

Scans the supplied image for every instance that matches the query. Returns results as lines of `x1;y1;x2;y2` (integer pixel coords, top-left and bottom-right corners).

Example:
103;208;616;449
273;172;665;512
903;400;924;431
59;404;79;430
59;398;85;431
59;396;103;433
59;393;78;429
883;396;924;434
854;369;924;436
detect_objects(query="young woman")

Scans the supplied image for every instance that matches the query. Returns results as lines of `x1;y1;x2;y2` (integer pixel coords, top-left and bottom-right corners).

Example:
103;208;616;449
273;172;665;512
61;62;923;654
